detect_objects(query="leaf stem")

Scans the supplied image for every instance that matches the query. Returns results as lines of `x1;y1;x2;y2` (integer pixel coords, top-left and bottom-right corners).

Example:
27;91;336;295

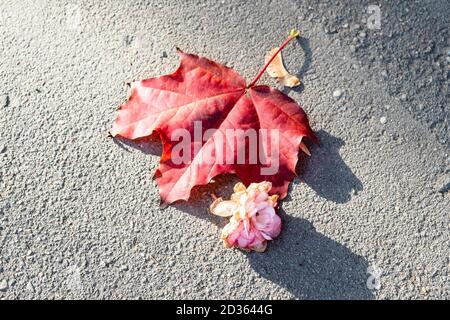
248;29;300;88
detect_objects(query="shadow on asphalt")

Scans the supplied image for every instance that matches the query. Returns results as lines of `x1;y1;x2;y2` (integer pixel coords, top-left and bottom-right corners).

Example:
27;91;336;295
173;182;374;299
171;174;240;225
112;128;371;299
280;36;312;95
247;208;374;299
111;133;163;156
295;130;363;204
295;36;312;81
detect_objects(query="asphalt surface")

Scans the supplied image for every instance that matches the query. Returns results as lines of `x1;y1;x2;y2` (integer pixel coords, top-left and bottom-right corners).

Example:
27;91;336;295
0;0;448;299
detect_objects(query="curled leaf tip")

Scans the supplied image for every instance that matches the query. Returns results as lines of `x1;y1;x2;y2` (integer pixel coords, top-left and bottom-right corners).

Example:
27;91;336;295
290;28;300;38
299;141;311;156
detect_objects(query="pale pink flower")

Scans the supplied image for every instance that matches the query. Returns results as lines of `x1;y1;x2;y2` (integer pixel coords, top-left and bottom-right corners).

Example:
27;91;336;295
210;182;281;252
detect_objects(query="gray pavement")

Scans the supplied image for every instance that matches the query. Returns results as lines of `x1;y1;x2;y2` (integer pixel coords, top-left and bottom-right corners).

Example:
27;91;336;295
0;0;448;299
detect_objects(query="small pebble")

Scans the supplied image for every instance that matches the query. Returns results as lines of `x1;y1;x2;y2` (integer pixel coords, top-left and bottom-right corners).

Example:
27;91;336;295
0;95;8;108
119;265;129;272
400;93;407;101
380;116;387;124
26;281;35;292
381;70;388;78
324;26;337;34
333;89;343;99
0;279;8;292
434;175;450;194
446;56;450;63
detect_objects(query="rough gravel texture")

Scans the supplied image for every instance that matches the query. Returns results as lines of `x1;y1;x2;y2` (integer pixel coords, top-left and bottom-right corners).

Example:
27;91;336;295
0;0;448;300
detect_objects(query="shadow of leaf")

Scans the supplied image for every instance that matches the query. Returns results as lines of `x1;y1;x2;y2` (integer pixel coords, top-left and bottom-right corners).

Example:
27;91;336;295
295;36;312;80
111;134;163;156
171;174;240;225
296;130;363;204
280;36;313;95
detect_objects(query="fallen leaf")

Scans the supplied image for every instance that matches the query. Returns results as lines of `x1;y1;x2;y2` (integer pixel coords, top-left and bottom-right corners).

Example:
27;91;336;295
265;48;301;87
111;31;317;204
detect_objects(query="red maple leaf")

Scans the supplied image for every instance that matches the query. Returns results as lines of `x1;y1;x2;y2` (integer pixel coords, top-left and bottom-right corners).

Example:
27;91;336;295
111;30;317;204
